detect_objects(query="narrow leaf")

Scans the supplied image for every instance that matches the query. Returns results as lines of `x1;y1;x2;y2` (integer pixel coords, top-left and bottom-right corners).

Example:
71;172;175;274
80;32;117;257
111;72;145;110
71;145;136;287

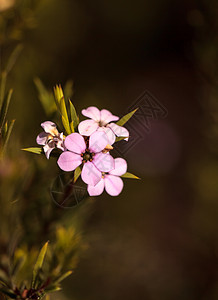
1;119;15;156
5;44;23;74
64;80;74;100
0;89;13;130
116;108;138;127
11;256;25;276
69;100;79;132
0;72;7;111
74;167;81;183
61;115;71;135
115;136;128;143
45;285;62;293
53;85;64;107
32;241;49;288
121;172;140;179
60;97;71;134
54;271;72;284
22;147;43;155
34;78;56;115
2;121;8;138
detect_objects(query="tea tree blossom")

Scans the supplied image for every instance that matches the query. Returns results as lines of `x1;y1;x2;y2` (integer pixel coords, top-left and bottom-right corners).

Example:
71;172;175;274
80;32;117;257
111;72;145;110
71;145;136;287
24;85;139;199
57;131;115;186
36;121;65;159
87;158;127;196
78;106;129;145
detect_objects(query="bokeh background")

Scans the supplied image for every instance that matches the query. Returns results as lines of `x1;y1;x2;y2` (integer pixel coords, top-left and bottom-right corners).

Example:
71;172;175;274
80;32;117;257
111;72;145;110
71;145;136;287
1;0;218;299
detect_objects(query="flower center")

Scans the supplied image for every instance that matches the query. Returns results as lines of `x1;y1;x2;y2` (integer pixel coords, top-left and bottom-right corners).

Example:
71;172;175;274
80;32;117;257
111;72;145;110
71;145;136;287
98;121;106;127
81;150;95;163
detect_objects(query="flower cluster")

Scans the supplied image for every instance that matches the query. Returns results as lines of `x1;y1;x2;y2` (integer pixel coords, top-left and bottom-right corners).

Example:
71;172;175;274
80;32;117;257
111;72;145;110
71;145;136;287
36;107;131;196
24;85;139;197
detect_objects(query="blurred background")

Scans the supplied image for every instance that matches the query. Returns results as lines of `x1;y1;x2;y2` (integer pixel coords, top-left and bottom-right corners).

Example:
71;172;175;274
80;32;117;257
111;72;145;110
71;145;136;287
1;0;218;299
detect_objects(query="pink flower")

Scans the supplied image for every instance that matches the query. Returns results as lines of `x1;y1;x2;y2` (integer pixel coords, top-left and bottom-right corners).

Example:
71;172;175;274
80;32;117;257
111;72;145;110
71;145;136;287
87;158;127;196
36;121;65;159
78;106;129;145
57;131;115;186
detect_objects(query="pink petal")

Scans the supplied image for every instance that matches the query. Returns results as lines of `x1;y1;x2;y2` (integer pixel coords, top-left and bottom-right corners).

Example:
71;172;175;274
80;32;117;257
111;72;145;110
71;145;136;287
93;152;115;172
109;158;127;176
64;133;86;154
81;161;102;186
43;144;54;159
57;151;82;171
100;109;119;125
107;123;129;141
78;119;99;136
87;178;105;196
104;175;124;196
81;106;101;122
41;121;58;135
89;131;108;153
97;127;116;145
36;132;49;145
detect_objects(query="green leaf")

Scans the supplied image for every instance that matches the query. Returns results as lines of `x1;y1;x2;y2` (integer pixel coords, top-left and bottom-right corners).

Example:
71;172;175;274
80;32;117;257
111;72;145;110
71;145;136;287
0;89;13;131
22;147;43;155
11;256;25;276
64;80;74;100
32;241;49;289
2;121;8;139
1;119;15;157
54;85;72;134
5;44;23;75
69;100;79;132
121;172;140;179
54;270;73;285
60;96;71;135
53;85;63;108
61;115;71;135
0;44;22;110
115;136;128;143
34;78;56;116
74;167;81;183
0;72;7;111
116;108;138;127
44;285;62;293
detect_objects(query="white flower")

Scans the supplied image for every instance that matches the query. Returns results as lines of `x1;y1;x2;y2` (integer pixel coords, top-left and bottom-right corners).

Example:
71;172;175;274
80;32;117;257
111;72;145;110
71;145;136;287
36;121;65;159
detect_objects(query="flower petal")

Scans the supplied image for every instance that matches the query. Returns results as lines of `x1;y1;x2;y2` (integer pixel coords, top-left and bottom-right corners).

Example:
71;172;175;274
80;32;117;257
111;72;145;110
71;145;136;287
81;106;101;122
64;133;86;154
41;121;58;136
36;132;49;145
87;178;105;196
97;127;116;145
81;161;102;186
43;144;54;159
57;151;82;172
109;158;127;176
78;119;99;136
89;131;108;153
56;132;65;151
107;123;129;141
93;152;115;172
104;175;124;196
100;109;119;125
